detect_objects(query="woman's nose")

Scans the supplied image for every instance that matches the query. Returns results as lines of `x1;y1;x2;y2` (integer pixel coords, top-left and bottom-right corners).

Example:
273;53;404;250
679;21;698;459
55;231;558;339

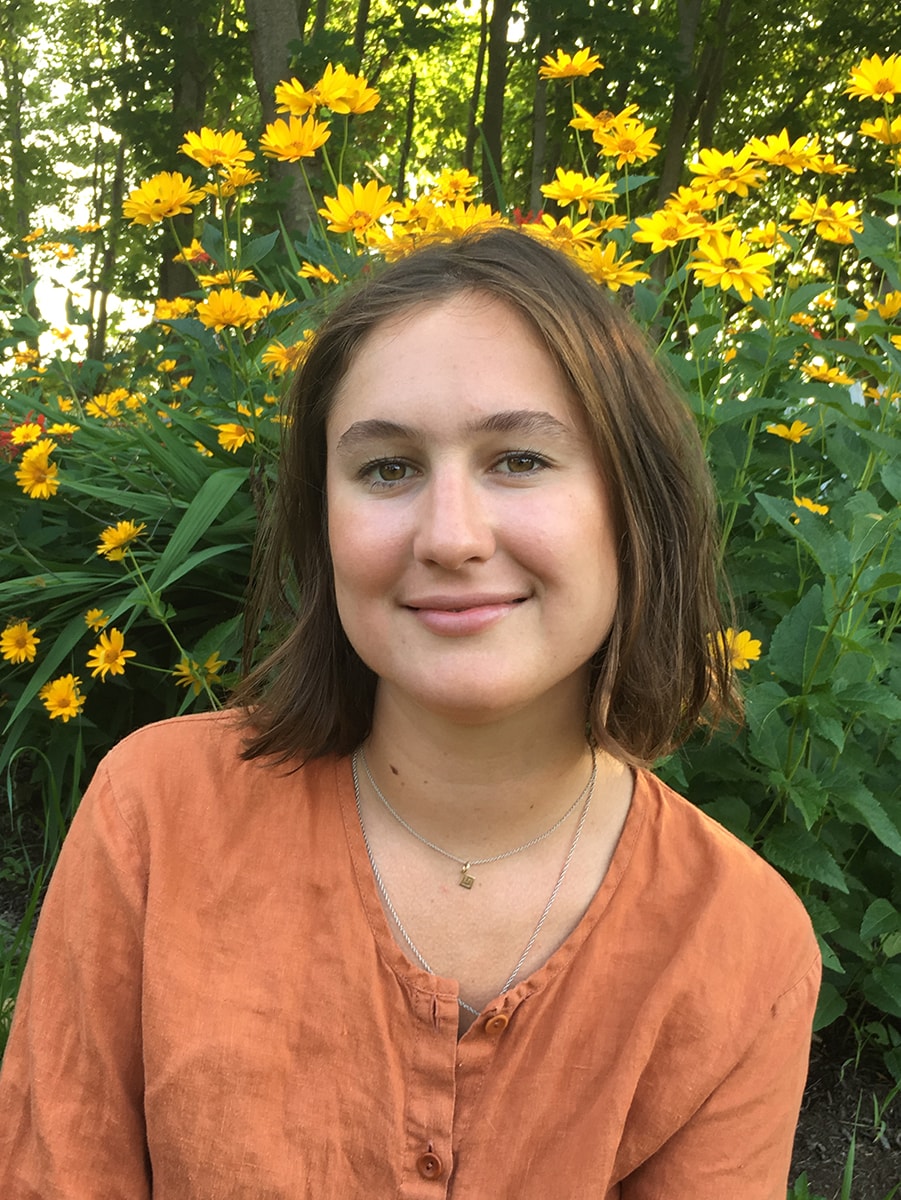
412;473;496;569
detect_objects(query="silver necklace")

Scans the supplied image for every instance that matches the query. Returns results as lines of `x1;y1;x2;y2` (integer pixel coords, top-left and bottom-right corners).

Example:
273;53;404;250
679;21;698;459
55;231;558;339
358;744;596;888
351;750;596;1018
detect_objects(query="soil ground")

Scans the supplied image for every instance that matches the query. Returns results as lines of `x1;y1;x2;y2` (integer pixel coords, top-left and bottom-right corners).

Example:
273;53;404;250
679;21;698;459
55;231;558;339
791;1024;901;1199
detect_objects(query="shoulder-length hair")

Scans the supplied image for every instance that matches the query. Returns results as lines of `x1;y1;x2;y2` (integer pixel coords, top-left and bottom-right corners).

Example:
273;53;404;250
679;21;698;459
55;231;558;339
235;226;736;766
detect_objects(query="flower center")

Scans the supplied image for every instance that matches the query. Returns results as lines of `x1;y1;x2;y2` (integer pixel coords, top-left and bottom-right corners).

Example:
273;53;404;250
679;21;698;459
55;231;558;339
723;257;742;270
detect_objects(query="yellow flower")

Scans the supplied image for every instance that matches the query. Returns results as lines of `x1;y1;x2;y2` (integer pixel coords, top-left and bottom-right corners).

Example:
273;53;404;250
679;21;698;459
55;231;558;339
259;114;331;161
299;261;339;284
154;297;195;321
85;391;122;419
538;48;603;79
540;168;616;213
76;221;102;233
179;127;254;169
859;116;901;145
97;519;146;561
576;241;649;291
688;231;774;302
10;422;44;446
13;347;40;366
429;168;479;204
800;362;855;386
245;290;288;321
216;422;255;452
664;185;719;215
745;129;822;173
86;627;137;680
207;165;262;197
197;268;257;287
173;238;211;265
569;102;638;135
523;213;601;254
15;439;60;499
47;422;79;436
22;227;45;243
790;312;817;329
689;146;765;197
632;208;697;253
158;359;178;372
593;117;660;167
56;397;74;412
858;291;901;321
123;172;206;225
745;221;792;250
790;197;863;244
274;77;319;115
84;608;109;632
319;179;395;236
308;63;380;114
39;674;85;722
1;621;40;664
172;651;227;696
811;154;855;175
793;495;830;516
846;53;901;103
424;201;502;240
714;628;762;671
765;420;813;443
261;334;313;375
195;288;256;330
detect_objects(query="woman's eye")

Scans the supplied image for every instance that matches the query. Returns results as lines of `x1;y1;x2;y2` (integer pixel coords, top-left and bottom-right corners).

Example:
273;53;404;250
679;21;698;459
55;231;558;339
360;459;412;486
499;452;547;474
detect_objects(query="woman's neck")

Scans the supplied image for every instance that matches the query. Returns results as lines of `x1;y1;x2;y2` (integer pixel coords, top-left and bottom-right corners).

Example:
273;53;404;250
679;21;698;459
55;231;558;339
362;686;614;852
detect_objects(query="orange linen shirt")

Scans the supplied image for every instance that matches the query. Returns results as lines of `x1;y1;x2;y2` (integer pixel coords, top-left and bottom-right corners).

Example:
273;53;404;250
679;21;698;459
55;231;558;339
0;711;820;1199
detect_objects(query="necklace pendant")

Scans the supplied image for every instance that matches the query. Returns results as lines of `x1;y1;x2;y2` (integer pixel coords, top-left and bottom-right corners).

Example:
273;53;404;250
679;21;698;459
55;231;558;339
459;863;475;889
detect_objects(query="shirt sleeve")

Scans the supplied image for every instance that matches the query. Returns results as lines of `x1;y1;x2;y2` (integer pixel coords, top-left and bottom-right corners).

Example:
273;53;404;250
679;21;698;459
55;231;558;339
0;763;152;1200
620;950;821;1200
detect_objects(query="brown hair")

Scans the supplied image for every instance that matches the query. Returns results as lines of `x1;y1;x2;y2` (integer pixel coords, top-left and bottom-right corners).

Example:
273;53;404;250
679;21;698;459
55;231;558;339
235;227;736;765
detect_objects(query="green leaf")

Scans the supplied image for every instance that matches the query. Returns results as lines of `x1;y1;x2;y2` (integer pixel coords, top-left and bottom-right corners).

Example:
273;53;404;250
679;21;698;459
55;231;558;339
755;492;847;576
768;586;829;688
240;230;280;268
836;783;901;857
743;680;790;769
863;965;901;1020
813;981;847;1030
762;823;848;891
861;900;901;942
145;469;246;593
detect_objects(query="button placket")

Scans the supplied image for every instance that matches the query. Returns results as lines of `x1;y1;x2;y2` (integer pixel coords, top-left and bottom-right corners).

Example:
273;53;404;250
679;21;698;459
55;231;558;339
416;1150;445;1180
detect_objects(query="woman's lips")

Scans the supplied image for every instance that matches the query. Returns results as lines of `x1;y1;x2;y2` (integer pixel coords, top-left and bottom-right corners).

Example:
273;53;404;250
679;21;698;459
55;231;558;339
405;596;526;636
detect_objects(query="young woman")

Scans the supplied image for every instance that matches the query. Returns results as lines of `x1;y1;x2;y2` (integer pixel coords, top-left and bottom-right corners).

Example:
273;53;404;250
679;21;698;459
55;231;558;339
0;228;820;1198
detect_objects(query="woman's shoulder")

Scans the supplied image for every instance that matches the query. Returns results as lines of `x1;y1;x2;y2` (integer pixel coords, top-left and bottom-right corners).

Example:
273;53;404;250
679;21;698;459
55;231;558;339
626;769;819;984
88;709;342;833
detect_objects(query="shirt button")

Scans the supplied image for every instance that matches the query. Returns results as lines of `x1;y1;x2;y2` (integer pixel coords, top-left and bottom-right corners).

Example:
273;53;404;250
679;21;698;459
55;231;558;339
416;1152;444;1180
484;1013;509;1036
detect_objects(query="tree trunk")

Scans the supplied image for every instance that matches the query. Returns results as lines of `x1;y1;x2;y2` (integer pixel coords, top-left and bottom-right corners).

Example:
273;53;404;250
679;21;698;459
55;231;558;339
159;12;209;298
312;0;328;39
480;0;514;210
352;0;371;65
0;5;40;325
655;0;705;206
696;0;733;149
243;0;316;233
88;135;128;363
528;26;553;215
395;71;417;202
463;0;489;173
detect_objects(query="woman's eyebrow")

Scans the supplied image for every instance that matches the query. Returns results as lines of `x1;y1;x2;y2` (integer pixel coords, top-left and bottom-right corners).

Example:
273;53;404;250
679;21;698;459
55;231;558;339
334;409;573;453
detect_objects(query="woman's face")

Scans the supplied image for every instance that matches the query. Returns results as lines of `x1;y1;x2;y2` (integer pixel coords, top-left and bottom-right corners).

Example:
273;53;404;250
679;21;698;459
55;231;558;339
325;293;620;728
